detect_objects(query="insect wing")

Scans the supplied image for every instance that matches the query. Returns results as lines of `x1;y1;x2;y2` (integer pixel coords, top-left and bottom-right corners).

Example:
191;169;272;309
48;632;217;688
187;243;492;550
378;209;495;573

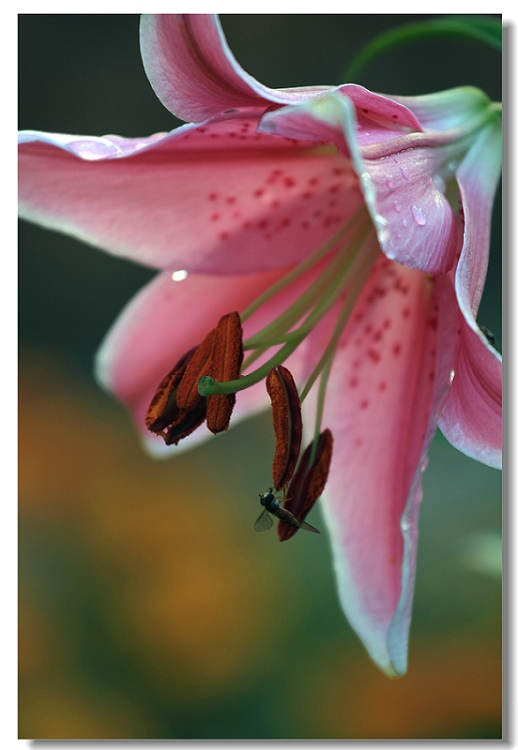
299;520;320;534
254;508;274;532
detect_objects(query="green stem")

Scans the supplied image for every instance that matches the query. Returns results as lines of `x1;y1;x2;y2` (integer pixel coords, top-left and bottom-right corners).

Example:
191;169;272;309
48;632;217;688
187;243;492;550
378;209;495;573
244;213;370;350
240;209;367;323
198;335;303;396
241;218;370;372
309;356;334;469
300;239;380;403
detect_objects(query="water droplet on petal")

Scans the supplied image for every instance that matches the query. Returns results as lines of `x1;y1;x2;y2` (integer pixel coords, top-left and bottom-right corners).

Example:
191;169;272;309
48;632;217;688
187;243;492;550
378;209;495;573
386;176;394;189
393;200;401;213
172;270;189;281
411;205;427;226
399;166;409;181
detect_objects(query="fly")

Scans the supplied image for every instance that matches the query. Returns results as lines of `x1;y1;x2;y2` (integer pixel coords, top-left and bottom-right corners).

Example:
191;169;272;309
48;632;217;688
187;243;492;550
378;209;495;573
254;490;320;534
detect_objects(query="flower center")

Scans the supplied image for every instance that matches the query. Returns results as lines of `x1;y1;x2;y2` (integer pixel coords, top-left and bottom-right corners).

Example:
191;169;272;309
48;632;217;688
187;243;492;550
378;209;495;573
146;206;381;536
198;205;380;447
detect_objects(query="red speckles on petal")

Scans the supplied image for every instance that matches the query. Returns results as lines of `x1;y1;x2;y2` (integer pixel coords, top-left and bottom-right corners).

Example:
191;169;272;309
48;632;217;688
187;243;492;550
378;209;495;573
402;306;411;319
349;377;359;388
383;318;391;330
328;183;342;194
428;316;438;331
302;191;313;200
219;231;230;241
258;219;269;230
354;437;363;447
367;349;381;364
393;276;410;295
267;169;283;184
379;381;387;391
226;196;236;205
210;213;220;222
332;167;347;176
360;399;369;409
283;176;296;188
393;343;401;357
254;188;265;198
270;200;281;210
208;192;219;201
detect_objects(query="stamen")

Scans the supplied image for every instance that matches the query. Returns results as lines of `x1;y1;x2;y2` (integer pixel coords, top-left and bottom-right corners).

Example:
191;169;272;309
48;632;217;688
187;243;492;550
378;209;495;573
198;220;374;398
300;233;380;404
243;212;371;353
145;347;197;434
176;328;217;410
206;311;243;434
266;366;303;491
240;209;367;323
165;400;207;446
278;429;333;542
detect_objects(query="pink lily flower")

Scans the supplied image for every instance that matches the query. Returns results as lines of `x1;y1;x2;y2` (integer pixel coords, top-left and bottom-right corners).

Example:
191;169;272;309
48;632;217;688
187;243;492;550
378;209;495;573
18;14;502;676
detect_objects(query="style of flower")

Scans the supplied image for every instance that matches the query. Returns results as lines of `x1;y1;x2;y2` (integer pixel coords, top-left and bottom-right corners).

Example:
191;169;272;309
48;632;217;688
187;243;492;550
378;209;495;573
18;14;502;676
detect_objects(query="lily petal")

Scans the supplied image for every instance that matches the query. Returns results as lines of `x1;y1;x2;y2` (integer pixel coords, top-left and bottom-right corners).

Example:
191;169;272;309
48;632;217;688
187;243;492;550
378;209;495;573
391;86;493;133
19;118;364;274
96;268;277;449
438;316;502;469
140;14;330;123
438;121;502;468
260;92;458;274
307;256;456;675
96;264;322;456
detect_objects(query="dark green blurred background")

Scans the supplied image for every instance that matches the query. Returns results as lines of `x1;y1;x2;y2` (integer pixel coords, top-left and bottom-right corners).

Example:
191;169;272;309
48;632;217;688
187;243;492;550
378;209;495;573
18;15;502;740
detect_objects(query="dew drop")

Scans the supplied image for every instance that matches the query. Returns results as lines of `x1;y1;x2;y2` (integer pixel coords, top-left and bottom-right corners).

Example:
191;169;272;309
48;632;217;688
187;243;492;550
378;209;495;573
172;270;188;282
393;200;401;213
386;176;394;189
400;165;409;181
411;205;427;226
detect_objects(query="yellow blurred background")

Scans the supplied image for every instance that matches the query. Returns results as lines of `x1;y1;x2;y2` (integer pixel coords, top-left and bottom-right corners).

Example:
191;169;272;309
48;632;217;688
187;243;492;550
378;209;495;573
19;350;501;739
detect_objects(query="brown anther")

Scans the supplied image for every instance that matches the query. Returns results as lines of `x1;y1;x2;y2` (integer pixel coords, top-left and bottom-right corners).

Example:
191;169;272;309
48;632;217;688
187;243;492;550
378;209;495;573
145;347;197;434
206;311;243;434
176;328;217;411
278;428;333;542
266;365;303;491
165;399;207;445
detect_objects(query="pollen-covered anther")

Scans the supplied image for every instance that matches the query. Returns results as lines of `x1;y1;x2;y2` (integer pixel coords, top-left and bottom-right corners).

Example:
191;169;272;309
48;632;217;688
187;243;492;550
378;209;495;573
266;365;303;491
165;399;207;446
278;428;333;542
206;311;244;434
176;328;217;411
145;347;197;435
